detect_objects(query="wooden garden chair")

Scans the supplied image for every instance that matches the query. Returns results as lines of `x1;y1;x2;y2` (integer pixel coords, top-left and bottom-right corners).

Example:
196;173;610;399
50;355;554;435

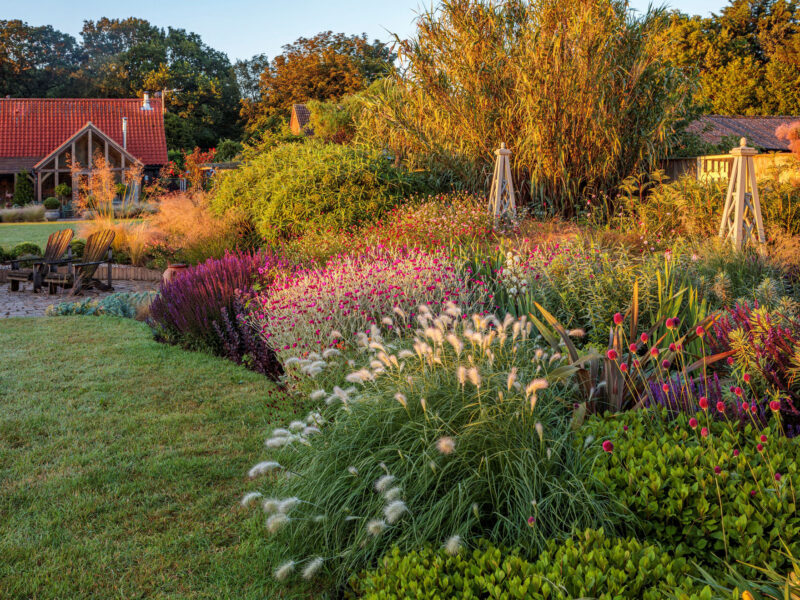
7;228;74;292
43;229;115;296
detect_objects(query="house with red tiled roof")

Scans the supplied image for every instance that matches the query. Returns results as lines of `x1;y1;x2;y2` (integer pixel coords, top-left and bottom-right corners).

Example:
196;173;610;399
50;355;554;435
0;94;168;203
688;115;799;152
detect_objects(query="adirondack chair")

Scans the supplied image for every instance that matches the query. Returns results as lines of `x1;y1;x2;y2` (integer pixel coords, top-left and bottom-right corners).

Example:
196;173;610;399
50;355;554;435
7;228;74;292
43;229;115;296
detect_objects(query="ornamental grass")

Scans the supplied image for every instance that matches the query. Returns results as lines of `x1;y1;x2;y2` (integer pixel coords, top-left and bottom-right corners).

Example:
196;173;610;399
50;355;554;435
241;305;619;588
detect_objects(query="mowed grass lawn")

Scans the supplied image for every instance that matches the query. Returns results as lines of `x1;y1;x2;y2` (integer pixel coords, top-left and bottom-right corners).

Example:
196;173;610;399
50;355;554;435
0;317;307;599
0;221;81;251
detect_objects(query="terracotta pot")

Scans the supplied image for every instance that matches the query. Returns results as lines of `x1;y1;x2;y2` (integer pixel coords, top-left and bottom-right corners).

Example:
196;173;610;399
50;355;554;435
162;263;188;284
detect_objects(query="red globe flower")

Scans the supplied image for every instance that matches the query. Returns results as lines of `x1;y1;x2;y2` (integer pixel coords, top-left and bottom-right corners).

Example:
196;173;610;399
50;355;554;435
640;333;649;343
733;449;739;457
742;402;749;411
696;326;706;337
650;347;659;358
775;473;782;481
727;356;735;366
689;417;698;429
743;373;751;383
760;434;767;442
701;427;709;437
629;343;637;353
734;387;743;397
620;362;628;373
757;443;764;452
602;440;614;453
662;383;670;393
716;401;726;413
714;466;722;474
770;400;781;412
699;396;709;410
606;349;618;361
613;312;624;325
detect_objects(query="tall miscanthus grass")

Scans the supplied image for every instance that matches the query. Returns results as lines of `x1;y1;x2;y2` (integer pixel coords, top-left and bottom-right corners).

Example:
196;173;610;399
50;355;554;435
242;305;619;587
149;250;288;364
249;246;490;357
358;0;694;216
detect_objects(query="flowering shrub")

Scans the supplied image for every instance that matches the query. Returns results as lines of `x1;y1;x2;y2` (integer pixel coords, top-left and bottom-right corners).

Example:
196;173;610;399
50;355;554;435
250;247;489;357
586;409;800;575
241;307;614;586
149;251;286;378
284;192;495;265
352;529;715;599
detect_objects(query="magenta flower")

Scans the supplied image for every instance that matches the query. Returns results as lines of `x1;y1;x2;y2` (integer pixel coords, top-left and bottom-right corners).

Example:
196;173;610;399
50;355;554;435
757;443;764;452
775;473;782;481
716;401;726;413
606;349;618;361
714;466;722;474
689;417;698;429
701;427;709;438
640;333;649;343
629;343;637;352
696;326;706;337
733;449;739;457
770;400;781;412
527;516;536;527
620;362;628;373
760;434;767;442
602;440;614;453
613;312;624;326
699;396;709;410
743;373;751;383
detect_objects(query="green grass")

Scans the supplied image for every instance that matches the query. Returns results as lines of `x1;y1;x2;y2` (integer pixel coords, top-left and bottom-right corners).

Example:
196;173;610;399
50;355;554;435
0;221;81;250
0;317;307;599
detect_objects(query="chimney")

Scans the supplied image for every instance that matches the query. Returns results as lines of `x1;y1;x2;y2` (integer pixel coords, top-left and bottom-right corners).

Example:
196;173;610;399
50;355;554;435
141;92;152;111
122;117;128;150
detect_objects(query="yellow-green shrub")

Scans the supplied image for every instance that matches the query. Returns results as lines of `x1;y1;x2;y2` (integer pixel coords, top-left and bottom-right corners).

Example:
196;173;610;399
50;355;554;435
351;529;720;599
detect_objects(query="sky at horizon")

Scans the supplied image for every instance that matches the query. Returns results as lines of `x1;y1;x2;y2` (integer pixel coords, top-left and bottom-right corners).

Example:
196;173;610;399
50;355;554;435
9;0;727;63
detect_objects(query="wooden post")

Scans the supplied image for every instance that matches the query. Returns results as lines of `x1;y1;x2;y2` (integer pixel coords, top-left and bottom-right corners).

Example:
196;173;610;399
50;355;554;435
488;143;517;227
719;138;766;252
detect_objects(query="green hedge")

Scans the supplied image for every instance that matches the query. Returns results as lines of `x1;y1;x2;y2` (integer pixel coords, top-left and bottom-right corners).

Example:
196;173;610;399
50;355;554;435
210;141;433;241
585;410;800;575
351;529;719;599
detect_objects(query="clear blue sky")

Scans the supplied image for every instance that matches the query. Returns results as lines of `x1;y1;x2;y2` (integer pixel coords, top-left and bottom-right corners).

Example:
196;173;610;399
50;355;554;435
11;0;727;62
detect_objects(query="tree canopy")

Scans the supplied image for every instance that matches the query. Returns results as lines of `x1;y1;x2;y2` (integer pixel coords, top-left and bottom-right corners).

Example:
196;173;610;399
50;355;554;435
239;31;394;135
0;18;241;150
667;0;800;114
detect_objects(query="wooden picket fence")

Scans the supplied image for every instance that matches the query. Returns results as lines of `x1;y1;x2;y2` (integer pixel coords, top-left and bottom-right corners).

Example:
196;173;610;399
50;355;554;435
0;264;162;283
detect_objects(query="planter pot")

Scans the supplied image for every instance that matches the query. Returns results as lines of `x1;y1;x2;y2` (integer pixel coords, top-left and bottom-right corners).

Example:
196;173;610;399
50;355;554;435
162;263;189;284
44;209;61;221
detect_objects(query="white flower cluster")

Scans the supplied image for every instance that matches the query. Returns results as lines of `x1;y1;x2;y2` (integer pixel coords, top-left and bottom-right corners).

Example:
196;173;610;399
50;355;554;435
497;251;530;297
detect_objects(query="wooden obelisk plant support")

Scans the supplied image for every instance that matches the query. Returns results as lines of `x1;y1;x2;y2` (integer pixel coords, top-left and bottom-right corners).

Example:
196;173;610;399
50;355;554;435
719;137;766;252
488;143;517;227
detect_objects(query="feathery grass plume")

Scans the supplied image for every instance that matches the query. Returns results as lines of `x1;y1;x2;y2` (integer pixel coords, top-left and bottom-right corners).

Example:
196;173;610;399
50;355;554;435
525;378;549;411
535;422;544;443
367;519;387;536
467;368;481;388
262;498;281;514
445;535;462;556
567;328;586;338
347;466;359;476
507;367;518;391
302;426;321;437
375;475;396;493
384;487;402;502
346;372;364;384
302;557;324;580
289;421;305;432
322;348;341;359
310;389;326;401
267;513;290;534
437;436;456;455
273;560;295;581
384;500;408;524
394;393;408;408
241;492;263;507
278;498;301;514
457;365;467;386
248;461;282;478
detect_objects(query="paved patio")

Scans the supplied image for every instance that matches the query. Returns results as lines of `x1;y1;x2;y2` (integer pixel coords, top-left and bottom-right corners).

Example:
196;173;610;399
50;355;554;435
1;279;158;318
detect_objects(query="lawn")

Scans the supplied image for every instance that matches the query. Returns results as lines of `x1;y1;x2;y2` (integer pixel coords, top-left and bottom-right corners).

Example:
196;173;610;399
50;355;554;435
0;317;307;600
0;221;81;251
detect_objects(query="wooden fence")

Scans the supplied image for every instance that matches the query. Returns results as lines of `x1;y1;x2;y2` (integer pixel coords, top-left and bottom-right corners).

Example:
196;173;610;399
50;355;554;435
0;264;161;283
660;153;796;182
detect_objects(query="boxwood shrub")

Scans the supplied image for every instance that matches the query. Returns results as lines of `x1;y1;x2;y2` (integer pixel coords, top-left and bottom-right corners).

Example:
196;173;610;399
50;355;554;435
350;529;720;599
585;410;800;575
210;141;433;241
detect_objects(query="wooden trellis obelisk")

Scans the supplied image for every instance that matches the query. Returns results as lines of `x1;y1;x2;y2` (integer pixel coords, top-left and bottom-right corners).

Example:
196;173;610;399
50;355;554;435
718;137;766;252
489;143;517;226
